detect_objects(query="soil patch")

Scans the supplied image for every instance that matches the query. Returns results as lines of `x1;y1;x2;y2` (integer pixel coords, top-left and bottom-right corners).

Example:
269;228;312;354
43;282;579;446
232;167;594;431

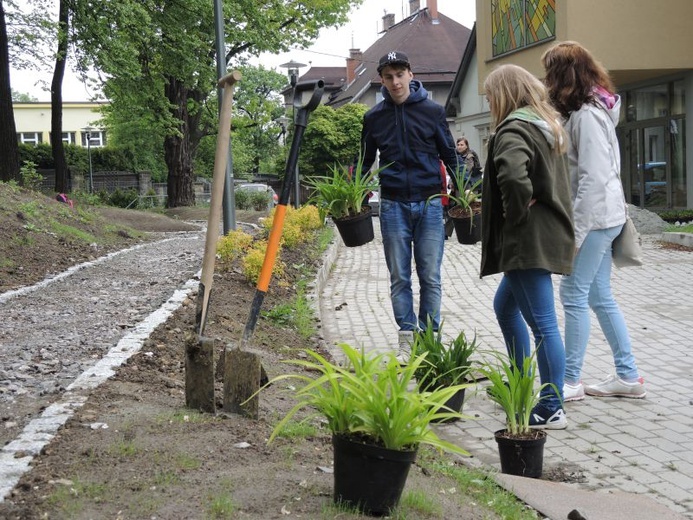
0;187;520;519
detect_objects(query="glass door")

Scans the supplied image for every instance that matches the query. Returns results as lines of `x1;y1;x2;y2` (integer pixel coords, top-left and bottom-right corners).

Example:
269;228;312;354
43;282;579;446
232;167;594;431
624;124;671;208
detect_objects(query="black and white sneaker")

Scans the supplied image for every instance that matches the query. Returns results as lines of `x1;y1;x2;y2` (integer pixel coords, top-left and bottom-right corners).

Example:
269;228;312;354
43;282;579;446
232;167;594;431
528;405;567;430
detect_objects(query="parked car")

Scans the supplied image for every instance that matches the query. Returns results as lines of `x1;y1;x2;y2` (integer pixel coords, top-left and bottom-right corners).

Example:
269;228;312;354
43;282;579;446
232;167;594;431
237;183;278;209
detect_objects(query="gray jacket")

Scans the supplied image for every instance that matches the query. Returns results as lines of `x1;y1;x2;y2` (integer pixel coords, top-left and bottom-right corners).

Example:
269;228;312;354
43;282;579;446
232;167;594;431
565;97;626;248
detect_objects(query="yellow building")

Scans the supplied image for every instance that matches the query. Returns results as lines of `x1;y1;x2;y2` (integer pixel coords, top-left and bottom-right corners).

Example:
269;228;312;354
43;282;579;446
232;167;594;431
447;0;693;209
12;101;107;148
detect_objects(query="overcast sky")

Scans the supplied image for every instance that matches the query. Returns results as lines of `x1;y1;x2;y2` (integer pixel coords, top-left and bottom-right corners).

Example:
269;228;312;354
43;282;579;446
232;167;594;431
10;0;476;102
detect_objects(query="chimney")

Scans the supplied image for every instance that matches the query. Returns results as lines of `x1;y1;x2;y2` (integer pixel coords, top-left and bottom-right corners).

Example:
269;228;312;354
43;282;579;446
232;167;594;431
382;12;395;31
409;0;420;16
346;48;362;83
428;0;439;22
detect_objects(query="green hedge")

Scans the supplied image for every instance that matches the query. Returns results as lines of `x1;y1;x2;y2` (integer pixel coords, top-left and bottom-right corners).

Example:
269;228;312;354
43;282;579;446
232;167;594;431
18;143;137;176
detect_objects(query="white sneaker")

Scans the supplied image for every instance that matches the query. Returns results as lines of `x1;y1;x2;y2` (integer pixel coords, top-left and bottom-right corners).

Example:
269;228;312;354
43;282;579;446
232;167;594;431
563;382;585;402
396;331;413;364
584;374;646;399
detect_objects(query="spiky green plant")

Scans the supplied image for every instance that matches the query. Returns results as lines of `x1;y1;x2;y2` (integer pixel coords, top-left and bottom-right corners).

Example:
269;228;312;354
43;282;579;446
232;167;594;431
479;348;556;436
262;343;470;454
306;150;387;220
412;317;478;390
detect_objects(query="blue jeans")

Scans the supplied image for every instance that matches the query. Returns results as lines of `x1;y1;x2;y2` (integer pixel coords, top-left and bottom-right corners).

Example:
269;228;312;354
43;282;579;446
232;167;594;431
494;269;566;410
559;225;639;384
380;198;445;332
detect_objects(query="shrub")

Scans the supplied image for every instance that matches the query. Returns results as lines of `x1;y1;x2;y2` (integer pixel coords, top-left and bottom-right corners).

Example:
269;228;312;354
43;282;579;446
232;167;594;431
217;230;253;268
235;189;251;210
291;205;323;230
250;191;271;211
20;161;43;191
241;240;284;283
107;188;139;208
658;209;693;223
260;206;322;248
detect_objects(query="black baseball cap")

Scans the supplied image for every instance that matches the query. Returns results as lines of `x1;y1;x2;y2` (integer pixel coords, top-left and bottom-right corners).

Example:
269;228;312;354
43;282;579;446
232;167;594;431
377;51;411;74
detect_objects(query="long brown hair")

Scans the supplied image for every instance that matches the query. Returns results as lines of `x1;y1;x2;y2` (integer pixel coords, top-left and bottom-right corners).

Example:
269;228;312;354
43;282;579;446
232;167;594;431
483;64;566;153
541;41;615;118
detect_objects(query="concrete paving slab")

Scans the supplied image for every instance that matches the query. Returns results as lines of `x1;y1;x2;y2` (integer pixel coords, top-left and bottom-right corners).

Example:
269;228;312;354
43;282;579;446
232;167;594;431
318;221;693;519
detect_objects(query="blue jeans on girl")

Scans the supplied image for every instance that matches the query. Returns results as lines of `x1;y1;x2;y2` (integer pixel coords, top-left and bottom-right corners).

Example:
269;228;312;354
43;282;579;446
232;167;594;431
494;269;566;411
559;224;640;384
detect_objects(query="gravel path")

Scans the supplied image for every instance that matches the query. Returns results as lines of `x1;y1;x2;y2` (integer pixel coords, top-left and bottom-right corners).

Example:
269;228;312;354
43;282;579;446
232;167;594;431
0;230;205;448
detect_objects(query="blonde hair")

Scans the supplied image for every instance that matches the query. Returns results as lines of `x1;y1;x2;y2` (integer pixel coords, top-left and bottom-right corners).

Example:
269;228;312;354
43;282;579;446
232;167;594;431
484;64;566;153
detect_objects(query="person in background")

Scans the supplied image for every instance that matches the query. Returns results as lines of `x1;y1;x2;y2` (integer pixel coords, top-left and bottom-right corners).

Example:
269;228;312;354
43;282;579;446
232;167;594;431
542;41;646;401
480;64;574;429
361;51;458;362
455;137;482;191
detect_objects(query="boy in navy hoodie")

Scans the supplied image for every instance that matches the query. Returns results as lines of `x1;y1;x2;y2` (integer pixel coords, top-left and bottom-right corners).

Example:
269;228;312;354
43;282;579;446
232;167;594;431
361;51;458;362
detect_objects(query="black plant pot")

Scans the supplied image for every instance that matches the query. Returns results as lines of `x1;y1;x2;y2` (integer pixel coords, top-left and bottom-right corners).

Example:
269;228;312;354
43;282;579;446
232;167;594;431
332;207;374;247
431;388;465;423
494;429;546;478
452;212;481;245
332;433;417;515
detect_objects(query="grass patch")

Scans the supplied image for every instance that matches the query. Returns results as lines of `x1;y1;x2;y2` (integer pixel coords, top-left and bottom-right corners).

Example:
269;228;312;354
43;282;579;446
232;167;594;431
50;221;97;243
18;200;42;219
272;419;319;440
398;489;443;516
153;469;180;487
263;289;315;340
46;479;108;516
206;483;238;519
108;438;140;458
418;448;539;520
155;409;218;425
175;452;202;471
666;223;693;233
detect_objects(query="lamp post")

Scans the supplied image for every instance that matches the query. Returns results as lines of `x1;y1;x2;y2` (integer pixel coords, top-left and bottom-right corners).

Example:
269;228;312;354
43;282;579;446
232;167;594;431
275;115;290;145
82;126;94;193
280;59;306;208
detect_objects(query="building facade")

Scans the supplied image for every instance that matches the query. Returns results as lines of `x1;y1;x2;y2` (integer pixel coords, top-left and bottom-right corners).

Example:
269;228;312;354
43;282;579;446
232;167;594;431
12;102;107;148
447;0;693;210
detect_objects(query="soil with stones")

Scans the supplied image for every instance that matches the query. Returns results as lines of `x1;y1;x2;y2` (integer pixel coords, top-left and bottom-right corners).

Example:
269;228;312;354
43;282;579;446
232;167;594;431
0;186;520;520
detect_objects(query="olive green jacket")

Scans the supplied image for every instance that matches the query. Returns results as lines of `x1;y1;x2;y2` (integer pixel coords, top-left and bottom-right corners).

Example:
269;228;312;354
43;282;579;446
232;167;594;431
480;114;575;278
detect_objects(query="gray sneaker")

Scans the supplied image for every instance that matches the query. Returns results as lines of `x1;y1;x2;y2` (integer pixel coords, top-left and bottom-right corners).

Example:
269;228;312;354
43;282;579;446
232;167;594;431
396;331;413;364
584;374;646;399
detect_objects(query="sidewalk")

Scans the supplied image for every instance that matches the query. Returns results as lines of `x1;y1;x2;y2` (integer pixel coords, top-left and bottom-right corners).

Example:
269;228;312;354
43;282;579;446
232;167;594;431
318;219;693;520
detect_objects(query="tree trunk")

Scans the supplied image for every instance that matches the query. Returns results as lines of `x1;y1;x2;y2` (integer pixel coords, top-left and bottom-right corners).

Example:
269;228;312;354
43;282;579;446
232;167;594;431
163;75;195;208
51;0;69;193
0;1;21;183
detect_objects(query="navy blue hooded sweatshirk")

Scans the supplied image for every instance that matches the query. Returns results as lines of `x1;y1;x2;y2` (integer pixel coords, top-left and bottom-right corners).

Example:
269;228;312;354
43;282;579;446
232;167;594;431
361;80;458;202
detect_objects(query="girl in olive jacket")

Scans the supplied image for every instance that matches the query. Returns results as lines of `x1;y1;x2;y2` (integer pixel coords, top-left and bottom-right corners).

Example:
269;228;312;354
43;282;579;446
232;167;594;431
480;64;575;430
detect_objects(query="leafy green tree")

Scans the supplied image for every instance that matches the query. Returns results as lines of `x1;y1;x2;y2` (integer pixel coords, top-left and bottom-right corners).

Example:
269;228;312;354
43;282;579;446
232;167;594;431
233;65;288;175
2;0;56;183
49;0;69;192
1;0;21;182
299;103;369;179
11;89;37;101
70;0;363;207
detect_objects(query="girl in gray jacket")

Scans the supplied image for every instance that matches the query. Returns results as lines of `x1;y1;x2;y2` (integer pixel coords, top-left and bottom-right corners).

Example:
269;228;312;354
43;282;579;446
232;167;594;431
542;41;646;401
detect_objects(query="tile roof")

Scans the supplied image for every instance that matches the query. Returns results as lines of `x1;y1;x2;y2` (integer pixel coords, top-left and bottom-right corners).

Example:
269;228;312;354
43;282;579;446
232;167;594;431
326;8;471;107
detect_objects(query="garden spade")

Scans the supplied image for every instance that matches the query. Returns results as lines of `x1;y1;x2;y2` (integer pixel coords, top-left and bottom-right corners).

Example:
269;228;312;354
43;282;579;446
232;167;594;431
223;79;325;418
185;70;242;413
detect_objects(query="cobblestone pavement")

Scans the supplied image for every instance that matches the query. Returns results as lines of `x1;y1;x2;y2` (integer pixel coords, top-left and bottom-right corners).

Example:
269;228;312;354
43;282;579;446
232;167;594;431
319;219;693;519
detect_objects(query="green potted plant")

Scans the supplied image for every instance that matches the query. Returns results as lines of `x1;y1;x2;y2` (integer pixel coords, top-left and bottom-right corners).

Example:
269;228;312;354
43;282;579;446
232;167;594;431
264;343;469;515
478;349;555;478
431;166;483;244
411;318;478;421
306;151;387;247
